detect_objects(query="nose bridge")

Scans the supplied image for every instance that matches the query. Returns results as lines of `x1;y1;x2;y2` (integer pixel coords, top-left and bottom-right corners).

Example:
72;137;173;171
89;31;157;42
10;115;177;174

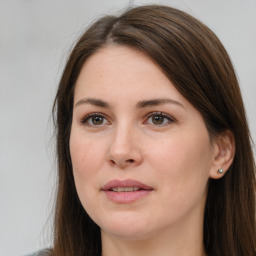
107;120;142;167
112;121;135;155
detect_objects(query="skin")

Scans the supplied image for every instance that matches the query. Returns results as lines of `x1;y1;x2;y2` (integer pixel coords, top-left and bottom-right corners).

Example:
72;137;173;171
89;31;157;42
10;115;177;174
70;46;234;256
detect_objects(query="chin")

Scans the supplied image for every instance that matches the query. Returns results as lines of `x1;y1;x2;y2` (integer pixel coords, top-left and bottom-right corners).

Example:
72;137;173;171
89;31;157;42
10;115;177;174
97;213;157;240
102;226;153;241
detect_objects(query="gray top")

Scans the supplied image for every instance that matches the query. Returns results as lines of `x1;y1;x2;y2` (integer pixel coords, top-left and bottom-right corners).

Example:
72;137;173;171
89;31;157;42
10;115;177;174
24;249;50;256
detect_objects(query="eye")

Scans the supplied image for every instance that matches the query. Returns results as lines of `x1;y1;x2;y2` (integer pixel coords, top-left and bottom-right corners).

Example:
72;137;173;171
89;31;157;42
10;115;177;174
80;113;109;127
145;112;174;126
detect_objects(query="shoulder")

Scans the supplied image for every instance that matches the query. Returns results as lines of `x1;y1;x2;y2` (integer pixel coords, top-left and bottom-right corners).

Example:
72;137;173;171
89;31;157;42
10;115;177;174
24;249;51;256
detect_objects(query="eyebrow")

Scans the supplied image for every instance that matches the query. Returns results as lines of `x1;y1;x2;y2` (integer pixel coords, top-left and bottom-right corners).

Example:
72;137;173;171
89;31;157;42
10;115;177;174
74;97;184;109
75;98;110;108
136;98;185;109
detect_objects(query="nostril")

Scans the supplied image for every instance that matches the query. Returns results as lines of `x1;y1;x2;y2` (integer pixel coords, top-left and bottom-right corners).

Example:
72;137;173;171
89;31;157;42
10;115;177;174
108;157;136;167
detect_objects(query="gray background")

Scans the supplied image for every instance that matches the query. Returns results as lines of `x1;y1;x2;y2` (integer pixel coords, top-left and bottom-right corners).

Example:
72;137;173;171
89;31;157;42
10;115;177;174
0;0;255;255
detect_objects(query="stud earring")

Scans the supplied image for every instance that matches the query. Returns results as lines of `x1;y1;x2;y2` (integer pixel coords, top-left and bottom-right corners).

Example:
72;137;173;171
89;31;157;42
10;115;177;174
217;168;224;174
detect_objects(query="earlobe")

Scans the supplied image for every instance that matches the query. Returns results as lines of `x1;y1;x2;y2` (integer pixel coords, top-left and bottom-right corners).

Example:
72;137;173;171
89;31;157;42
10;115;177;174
209;130;235;179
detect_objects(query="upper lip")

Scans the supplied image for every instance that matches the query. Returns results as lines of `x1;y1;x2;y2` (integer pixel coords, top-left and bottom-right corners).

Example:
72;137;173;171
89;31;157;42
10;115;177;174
102;179;153;191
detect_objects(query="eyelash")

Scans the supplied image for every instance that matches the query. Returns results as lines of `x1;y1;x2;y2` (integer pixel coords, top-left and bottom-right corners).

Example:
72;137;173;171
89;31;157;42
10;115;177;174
80;112;109;126
145;112;175;126
80;112;175;127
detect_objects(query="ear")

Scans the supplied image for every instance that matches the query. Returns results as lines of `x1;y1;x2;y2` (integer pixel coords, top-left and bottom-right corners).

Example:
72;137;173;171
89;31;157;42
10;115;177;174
209;130;235;179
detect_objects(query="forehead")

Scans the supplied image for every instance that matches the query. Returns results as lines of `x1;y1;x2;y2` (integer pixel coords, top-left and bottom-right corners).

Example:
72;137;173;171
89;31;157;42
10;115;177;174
74;46;186;104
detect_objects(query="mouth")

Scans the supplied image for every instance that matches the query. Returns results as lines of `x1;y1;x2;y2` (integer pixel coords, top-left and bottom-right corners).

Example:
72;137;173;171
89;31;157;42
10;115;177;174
102;179;153;191
110;187;140;192
102;179;153;203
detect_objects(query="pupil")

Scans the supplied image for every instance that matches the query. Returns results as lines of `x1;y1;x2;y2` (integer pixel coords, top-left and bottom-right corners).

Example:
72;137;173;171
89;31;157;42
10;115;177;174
93;116;103;125
153;116;163;124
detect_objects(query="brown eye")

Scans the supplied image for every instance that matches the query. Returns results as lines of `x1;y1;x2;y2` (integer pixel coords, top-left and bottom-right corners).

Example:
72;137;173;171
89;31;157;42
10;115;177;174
92;116;104;125
152;115;164;125
145;112;174;126
81;113;109;127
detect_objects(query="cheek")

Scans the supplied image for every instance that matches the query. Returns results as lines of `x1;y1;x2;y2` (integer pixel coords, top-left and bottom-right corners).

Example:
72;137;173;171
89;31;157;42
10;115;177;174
69;131;108;207
148;130;212;199
70;132;104;175
69;132;105;214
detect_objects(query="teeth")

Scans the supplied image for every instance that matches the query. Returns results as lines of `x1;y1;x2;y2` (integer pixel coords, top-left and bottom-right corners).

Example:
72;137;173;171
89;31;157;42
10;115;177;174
112;187;140;192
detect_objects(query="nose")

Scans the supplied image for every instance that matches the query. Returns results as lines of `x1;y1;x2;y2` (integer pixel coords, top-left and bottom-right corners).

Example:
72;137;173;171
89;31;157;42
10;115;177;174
107;125;143;169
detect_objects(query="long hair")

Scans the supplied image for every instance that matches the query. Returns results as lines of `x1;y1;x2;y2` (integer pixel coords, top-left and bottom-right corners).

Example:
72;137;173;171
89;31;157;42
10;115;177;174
52;5;256;256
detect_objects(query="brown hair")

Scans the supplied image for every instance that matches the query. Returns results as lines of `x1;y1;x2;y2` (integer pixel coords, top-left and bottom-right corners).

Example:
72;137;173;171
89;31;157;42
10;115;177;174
52;5;256;256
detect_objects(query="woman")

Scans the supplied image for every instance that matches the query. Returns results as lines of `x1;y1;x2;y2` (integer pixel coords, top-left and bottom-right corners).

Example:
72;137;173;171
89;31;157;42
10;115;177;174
29;4;256;256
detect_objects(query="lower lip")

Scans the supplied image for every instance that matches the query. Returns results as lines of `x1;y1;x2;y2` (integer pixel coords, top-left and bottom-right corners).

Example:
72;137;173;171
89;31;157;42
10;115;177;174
103;190;152;204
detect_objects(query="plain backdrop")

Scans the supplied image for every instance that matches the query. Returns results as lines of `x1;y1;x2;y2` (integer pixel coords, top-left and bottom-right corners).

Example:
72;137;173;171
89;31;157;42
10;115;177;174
0;0;255;255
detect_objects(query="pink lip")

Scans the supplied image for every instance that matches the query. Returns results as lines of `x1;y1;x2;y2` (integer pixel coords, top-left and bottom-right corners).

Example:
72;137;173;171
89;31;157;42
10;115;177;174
102;179;153;191
102;179;153;204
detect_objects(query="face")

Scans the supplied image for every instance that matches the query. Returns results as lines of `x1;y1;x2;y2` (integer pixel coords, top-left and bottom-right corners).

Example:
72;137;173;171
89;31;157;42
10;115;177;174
70;46;218;241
